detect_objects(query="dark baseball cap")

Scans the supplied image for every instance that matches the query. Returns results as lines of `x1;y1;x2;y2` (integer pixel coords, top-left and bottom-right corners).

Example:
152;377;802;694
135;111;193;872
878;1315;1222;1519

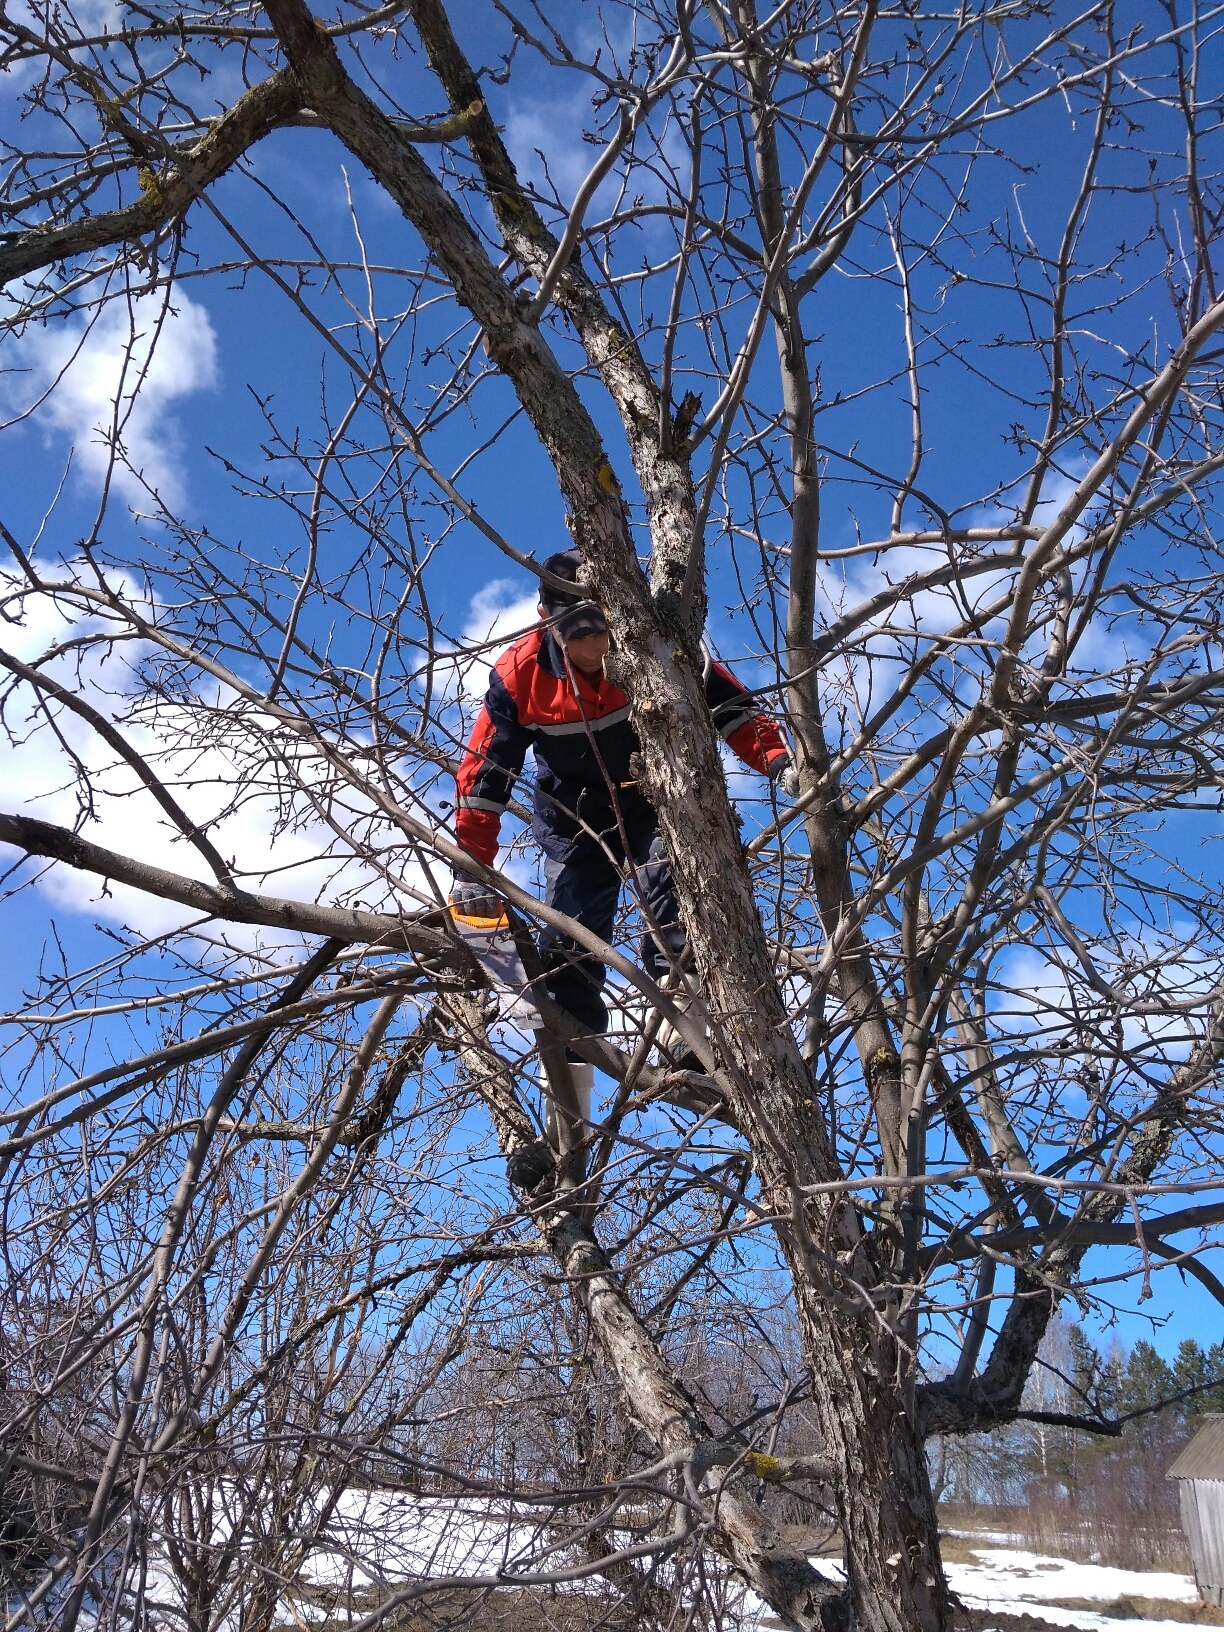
538;548;608;641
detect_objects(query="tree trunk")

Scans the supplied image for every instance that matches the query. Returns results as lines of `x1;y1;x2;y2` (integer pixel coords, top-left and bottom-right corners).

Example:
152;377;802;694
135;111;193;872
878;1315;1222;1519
443;995;844;1631
257;6;951;1623
598;587;949;1632
771;277;949;1631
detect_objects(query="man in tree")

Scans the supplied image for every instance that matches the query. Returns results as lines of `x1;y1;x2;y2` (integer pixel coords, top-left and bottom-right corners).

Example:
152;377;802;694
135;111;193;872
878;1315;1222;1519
449;548;797;1169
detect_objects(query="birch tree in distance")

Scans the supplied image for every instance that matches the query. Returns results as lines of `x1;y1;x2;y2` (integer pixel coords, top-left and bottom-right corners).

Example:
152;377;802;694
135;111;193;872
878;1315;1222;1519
2;2;1224;1629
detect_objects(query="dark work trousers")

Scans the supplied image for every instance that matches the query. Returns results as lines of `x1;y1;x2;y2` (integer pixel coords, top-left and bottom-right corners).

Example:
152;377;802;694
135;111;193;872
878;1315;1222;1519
537;830;684;1040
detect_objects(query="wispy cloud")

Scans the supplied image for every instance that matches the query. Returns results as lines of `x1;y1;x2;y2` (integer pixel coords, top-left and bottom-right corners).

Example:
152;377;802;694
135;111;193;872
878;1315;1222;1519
432;577;541;720
2;0;123;87
503;8;688;224
504;91;603;206
0;569;433;942
4;289;218;506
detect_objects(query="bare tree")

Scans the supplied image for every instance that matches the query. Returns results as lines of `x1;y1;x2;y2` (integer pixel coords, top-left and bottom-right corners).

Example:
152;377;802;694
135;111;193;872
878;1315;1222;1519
2;2;1224;1629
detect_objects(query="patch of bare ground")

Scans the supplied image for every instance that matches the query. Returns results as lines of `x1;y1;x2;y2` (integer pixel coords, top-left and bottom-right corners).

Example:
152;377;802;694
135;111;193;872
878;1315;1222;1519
938;1504;1191;1574
955;1613;1098;1632
955;1612;1224;1632
1024;1599;1224;1626
940;1534;1006;1564
284;1585;644;1630
291;1587;1224;1631
288;1545;1222;1630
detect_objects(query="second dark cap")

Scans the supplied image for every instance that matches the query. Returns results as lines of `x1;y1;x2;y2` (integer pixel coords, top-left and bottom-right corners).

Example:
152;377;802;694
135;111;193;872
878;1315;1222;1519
540;548;608;639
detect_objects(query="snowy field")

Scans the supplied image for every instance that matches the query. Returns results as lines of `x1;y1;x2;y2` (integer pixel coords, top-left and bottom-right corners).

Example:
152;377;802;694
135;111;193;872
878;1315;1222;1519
286;1487;563;1591
13;1496;1211;1631
283;1515;1214;1632
945;1545;1202;1632
8;1492;579;1632
743;1544;1206;1631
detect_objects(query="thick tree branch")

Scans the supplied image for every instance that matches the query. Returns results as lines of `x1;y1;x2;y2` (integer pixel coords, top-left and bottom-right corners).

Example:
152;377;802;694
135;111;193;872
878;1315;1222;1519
0;810;455;960
405;0;704;632
924;1198;1224;1266
0;810;729;1129
921;987;1224;1436
0;72;303;286
442;994;844;1632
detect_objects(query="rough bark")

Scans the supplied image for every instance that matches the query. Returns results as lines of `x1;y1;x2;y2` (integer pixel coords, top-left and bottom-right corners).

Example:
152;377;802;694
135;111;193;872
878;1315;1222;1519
730;3;949;1617
442;994;845;1631
405;0;704;632
0;72;304;287
246;7;951;1626
9;6;1209;1628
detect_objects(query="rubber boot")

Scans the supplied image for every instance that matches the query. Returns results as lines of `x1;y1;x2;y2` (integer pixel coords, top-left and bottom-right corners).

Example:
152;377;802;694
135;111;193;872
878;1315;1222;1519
508;1065;595;1193
546;1062;594;1143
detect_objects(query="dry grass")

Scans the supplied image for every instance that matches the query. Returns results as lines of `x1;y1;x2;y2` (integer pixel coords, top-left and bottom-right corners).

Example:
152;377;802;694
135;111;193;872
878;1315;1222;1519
1041;1598;1224;1626
939;1501;1192;1573
286;1582;643;1631
939;1533;1004;1565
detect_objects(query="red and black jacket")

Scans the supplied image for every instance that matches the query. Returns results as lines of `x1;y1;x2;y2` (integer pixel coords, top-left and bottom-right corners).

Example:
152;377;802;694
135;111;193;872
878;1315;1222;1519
456;626;788;865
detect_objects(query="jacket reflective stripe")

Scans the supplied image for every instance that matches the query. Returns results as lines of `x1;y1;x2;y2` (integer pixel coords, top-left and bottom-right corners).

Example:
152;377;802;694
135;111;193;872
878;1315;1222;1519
457;795;508;813
715;708;755;740
455;627;788;866
534;705;631;736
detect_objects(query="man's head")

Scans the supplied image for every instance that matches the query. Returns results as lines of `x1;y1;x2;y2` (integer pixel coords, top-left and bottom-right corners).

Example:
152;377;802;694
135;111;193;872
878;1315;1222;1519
538;548;610;677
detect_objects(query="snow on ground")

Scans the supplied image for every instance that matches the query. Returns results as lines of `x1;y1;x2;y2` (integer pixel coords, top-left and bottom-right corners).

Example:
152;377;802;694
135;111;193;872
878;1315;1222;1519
297;1488;561;1588
741;1546;1204;1631
17;1499;1208;1632
945;1545;1201;1632
71;1490;580;1630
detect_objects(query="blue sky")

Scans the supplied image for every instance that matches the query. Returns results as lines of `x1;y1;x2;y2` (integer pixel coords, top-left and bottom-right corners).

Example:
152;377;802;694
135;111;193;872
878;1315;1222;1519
2;0;1223;1374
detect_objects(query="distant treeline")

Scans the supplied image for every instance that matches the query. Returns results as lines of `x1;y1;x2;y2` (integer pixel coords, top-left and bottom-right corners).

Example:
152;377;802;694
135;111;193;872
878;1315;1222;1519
1077;1331;1224;1425
933;1319;1223;1569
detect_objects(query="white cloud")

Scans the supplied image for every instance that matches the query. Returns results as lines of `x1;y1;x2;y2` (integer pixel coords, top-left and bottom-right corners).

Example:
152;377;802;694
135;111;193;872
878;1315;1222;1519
0;571;548;942
69;0;122;33
464;576;540;644
4;289;218;505
0;572;436;942
450;577;540;708
1;0;123;87
996;936;1218;1066
803;465;1163;744
503;9;687;226
6;719;431;942
505;92;602;207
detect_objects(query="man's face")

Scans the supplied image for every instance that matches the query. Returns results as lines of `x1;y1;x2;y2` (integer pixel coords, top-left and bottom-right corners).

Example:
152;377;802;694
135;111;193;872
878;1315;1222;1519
560;628;611;677
539;605;610;678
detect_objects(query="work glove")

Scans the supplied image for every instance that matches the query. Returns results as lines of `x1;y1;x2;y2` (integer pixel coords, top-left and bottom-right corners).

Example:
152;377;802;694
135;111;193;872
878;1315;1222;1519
771;756;801;801
448;868;504;921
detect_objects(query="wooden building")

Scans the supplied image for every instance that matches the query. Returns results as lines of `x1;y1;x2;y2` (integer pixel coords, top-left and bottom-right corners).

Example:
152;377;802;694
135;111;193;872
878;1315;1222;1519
1167;1416;1224;1604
